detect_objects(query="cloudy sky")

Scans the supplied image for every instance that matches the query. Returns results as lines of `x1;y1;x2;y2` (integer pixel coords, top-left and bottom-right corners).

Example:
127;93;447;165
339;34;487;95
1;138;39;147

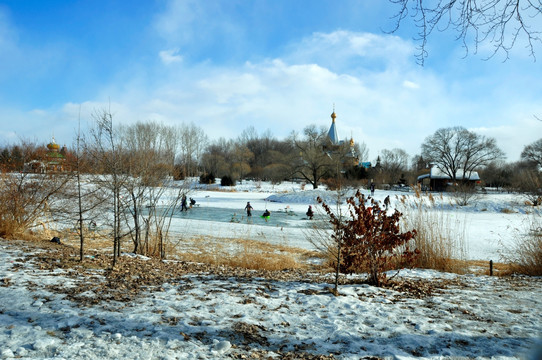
0;0;541;162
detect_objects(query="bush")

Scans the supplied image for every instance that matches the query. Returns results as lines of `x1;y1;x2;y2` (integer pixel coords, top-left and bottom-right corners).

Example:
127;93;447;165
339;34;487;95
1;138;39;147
220;175;235;187
317;190;417;287
0;173;68;239
451;183;480;206
199;173;215;185
321;177;341;191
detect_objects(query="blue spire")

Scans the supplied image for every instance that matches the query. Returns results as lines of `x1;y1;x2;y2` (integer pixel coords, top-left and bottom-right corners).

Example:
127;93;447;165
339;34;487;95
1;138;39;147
328;110;339;145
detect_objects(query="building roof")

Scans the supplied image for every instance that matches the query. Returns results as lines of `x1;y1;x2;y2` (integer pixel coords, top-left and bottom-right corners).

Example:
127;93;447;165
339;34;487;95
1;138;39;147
327;111;339;145
417;167;481;181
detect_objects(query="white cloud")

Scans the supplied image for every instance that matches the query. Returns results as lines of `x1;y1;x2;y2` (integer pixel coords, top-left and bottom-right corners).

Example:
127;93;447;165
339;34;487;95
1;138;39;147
470;114;542;162
402;80;419;89
159;48;183;64
285;30;414;72
2;28;538;164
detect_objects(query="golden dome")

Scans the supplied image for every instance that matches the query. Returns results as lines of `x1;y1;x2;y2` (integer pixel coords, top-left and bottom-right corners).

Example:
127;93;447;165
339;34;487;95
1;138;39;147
47;137;60;151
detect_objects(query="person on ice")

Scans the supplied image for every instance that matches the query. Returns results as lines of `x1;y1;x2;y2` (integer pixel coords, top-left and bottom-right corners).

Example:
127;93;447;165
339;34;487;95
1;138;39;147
244;202;253;217
180;195;188;212
306;205;314;220
262;209;271;222
189;198;196;208
384;195;390;210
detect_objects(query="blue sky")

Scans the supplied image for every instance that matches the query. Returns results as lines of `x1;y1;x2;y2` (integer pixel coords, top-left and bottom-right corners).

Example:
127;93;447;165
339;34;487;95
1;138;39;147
0;0;541;162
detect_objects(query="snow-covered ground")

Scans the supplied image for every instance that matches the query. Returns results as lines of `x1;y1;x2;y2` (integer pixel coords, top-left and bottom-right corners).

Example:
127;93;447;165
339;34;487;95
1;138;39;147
1;180;541;359
0;240;541;359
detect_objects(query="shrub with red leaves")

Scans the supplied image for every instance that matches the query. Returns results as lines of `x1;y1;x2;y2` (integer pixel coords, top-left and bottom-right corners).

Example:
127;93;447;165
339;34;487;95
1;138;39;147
318;190;417;287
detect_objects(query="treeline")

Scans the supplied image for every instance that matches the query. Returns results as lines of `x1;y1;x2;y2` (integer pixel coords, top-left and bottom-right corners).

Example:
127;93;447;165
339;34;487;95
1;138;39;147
0;118;371;189
1;119;542;198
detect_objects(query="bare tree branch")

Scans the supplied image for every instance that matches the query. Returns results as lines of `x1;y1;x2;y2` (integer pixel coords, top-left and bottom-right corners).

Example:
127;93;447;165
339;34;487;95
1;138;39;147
388;0;542;64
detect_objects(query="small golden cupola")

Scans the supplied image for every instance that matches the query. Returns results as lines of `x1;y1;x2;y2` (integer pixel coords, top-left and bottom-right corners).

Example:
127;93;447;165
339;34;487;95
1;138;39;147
47;137;60;152
45;136;65;172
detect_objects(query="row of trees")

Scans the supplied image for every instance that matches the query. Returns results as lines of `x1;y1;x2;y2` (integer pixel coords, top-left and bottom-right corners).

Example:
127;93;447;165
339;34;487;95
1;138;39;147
1;121;541;195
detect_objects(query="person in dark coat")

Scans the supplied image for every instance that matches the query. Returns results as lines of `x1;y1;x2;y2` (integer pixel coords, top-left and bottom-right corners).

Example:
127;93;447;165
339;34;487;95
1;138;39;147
244;201;253;217
384;195;390;210
262;209;271;222
180;195;188;212
306;205;314;220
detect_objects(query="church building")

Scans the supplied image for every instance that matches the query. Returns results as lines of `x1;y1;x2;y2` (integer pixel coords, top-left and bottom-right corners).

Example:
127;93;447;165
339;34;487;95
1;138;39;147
23;137;68;173
324;108;360;168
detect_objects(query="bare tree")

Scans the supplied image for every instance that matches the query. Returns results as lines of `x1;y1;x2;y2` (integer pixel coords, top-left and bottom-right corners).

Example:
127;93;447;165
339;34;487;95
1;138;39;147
513;164;542;205
69;115;108;261
238;127;296;181
176;123;208;178
122;122;171;254
411;154;427;172
291;125;334;189
480;160;513;190
521;138;542;168
355;141;370;164
120;120;193;258
518;139;542;205
422;126;505;183
86;108;128;267
201;138;233;178
389;0;542;64
230;144;254;180
0;139;74;238
380;148;410;184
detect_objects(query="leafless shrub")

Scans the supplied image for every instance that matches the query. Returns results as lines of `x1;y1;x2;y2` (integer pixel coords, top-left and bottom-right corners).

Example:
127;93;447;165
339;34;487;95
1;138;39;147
0;173;71;238
451;183;481;206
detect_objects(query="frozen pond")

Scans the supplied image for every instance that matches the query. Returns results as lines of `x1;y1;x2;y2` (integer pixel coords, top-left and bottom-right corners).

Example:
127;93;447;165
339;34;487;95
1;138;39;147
164;205;323;228
84;180;541;261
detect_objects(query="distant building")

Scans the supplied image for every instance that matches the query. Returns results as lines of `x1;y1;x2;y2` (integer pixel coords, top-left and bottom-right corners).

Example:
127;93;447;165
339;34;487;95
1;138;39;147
323;109;359;168
417;166;481;191
23;137;67;173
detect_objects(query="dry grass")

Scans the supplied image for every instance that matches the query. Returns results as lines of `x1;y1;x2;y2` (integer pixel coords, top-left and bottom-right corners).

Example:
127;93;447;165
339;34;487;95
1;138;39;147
38;230;314;272
465;259;514;276
174;236;314;271
500;208;516;214
398;187;468;274
501;215;542;276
